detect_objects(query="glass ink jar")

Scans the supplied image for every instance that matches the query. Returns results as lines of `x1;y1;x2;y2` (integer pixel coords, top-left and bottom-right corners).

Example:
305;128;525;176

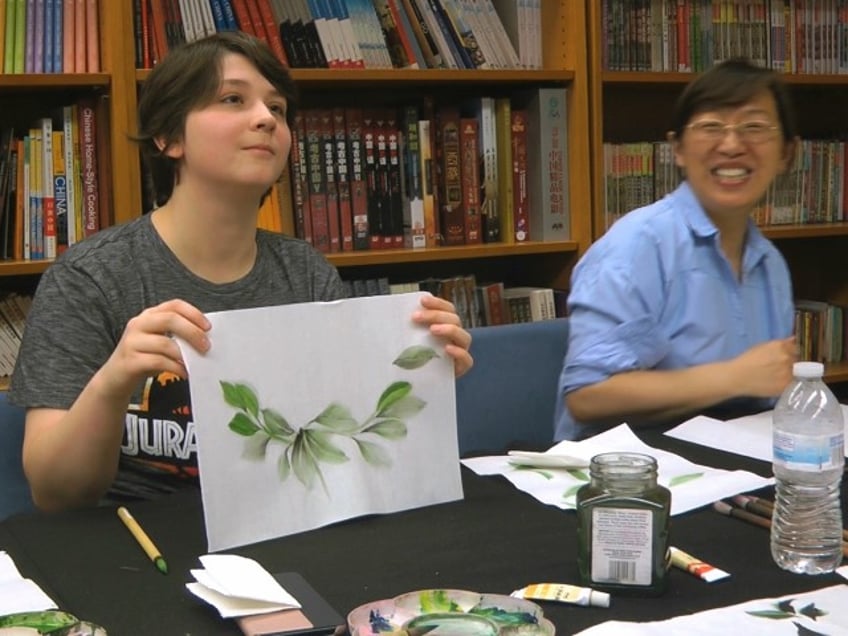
576;452;671;596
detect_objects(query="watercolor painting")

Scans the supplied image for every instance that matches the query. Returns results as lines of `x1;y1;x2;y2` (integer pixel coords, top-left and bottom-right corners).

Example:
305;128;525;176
220;345;438;494
179;293;463;551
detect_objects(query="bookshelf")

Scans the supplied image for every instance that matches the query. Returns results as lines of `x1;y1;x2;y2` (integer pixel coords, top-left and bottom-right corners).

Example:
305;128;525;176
585;1;848;383
126;1;593;291
0;2;142;275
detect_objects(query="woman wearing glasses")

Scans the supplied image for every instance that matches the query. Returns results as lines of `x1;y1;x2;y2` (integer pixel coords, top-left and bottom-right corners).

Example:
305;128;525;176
554;58;799;441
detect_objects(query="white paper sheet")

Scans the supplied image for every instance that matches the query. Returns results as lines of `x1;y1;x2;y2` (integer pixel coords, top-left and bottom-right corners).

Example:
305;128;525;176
574;583;848;635
185;554;300;618
179;293;463;551
461;424;773;515
0;551;57;615
665;405;848;463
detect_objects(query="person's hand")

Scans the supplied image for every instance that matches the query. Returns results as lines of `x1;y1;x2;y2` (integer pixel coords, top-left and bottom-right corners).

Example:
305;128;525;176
730;337;798;398
98;299;211;400
412;294;473;378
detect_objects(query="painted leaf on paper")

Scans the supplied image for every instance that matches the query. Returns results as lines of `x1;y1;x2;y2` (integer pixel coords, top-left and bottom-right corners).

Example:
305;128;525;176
221;344;439;492
668;472;704;487
393;345;439;369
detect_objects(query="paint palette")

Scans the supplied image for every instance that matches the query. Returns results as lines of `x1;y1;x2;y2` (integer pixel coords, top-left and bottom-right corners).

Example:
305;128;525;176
347;588;556;635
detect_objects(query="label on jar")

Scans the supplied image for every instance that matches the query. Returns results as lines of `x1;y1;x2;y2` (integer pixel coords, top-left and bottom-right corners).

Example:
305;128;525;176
773;432;843;471
590;507;653;586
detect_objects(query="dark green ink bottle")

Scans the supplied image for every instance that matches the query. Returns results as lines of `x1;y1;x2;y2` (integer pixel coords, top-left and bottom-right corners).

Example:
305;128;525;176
576;452;671;596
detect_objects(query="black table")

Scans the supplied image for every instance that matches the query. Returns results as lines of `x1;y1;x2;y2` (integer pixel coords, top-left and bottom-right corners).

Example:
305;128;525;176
1;430;845;636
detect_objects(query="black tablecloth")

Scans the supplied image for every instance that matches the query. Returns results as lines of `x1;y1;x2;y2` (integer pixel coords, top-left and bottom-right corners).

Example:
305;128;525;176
1;430;846;635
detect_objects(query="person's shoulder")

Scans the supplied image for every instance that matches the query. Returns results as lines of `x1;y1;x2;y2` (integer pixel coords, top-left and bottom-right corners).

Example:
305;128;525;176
53;215;152;270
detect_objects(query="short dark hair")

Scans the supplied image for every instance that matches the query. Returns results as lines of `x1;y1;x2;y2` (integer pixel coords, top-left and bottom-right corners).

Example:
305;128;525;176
135;31;298;207
670;58;796;142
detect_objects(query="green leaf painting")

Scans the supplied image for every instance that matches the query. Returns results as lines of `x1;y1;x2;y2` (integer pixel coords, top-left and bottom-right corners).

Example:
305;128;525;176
747;599;828;628
393;345;440;369
668;472;704;487
220;346;438;493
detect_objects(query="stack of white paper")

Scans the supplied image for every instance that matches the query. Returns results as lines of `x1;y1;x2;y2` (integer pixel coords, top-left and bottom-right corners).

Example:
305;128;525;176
0;550;57;616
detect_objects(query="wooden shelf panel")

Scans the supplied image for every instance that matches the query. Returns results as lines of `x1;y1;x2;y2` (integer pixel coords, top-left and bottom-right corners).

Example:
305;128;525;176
602;71;848;86
0;74;110;88
825;362;848;383
326;241;578;268
136;68;574;87
0;261;53;276
761;223;848;239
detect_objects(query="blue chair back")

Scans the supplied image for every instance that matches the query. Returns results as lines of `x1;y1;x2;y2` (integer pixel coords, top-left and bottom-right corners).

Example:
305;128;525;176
455;318;569;455
0;392;34;520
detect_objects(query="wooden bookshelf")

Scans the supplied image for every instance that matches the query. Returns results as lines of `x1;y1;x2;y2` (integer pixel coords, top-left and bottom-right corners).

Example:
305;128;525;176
126;1;593;291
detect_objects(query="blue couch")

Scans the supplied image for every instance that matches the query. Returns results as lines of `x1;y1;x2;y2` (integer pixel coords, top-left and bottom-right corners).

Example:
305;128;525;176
455;318;569;455
0;391;34;520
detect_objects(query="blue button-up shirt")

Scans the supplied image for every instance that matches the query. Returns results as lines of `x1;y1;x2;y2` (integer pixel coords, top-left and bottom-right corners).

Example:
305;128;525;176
554;181;794;441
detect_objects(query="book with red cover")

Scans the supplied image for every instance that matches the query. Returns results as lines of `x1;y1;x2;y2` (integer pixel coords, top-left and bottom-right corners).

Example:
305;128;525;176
459;116;481;244
253;0;288;64
303;110;329;253
436;105;464;245
510;108;529;242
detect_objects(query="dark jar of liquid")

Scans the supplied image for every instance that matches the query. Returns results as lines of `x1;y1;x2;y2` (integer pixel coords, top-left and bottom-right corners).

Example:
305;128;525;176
576;452;671;596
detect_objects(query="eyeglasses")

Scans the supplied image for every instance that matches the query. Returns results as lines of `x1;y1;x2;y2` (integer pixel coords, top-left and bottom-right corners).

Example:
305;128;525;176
685;120;780;144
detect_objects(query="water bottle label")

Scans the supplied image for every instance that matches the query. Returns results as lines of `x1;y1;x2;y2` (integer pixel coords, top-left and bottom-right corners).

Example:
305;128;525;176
773;432;844;471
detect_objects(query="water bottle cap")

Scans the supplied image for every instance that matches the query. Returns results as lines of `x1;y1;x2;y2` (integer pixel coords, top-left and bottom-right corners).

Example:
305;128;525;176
793;361;824;378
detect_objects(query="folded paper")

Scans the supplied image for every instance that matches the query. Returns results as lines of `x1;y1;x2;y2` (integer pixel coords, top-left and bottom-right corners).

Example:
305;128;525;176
185;555;300;619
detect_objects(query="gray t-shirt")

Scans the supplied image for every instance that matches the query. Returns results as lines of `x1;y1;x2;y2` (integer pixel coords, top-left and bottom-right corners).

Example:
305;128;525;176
10;213;345;500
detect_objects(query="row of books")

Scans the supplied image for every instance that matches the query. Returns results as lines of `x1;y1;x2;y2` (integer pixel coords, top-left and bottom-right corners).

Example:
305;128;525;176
602;138;848;231
1;0;100;74
134;0;542;71
0;292;31;378
343;274;566;328
601;0;848;74
285;89;569;254
0;95;105;262
796;300;848;364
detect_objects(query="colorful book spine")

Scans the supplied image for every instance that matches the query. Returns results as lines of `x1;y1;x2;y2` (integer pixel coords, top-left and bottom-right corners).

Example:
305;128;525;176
494;96;513;244
2;0;14;74
52;129;67;252
403;105;425;248
437;106;464;245
345;107;370;251
526;87;569;241
459;116;481;244
63;104;79;245
39;117;56;258
78;99;99;237
331;108;353;252
510;108;528;242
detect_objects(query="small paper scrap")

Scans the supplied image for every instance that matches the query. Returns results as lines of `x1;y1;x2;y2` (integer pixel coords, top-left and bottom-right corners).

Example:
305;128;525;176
185;554;301;619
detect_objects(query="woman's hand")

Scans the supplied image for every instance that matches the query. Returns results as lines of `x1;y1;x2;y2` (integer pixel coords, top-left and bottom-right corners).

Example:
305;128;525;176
98;299;211;401
412;294;474;378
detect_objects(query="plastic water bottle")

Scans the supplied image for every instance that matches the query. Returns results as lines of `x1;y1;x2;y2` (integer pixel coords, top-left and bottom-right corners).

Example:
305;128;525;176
771;361;844;574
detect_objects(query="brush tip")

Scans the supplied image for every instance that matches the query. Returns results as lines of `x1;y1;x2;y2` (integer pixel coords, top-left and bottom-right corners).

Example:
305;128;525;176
713;501;732;515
